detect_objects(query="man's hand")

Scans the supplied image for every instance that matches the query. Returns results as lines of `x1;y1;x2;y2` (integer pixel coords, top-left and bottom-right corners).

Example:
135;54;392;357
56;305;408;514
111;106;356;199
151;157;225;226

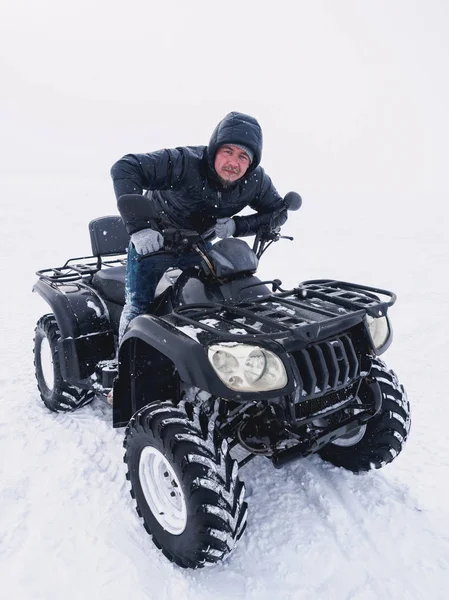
131;228;163;254
215;217;236;239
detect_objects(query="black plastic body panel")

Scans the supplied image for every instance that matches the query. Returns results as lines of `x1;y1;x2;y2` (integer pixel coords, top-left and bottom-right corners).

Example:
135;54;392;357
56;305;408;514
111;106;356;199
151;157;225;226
205;238;258;278
170;269;271;308
120;313;296;400
33;278;115;383
59;331;115;381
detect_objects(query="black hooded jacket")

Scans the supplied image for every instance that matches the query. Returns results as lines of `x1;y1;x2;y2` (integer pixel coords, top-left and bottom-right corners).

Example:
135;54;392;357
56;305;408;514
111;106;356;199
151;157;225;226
110;112;287;237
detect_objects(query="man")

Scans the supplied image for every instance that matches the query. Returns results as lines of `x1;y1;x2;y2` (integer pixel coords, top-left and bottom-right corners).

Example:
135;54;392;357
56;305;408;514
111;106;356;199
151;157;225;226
111;111;288;340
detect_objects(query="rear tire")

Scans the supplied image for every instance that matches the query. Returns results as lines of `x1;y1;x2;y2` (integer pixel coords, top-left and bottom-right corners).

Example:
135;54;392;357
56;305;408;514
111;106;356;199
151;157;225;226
318;357;411;472
124;399;248;568
33;314;94;412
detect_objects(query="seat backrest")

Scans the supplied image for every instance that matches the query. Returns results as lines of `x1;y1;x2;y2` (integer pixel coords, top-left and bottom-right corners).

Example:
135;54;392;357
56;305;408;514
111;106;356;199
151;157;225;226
89;216;129;256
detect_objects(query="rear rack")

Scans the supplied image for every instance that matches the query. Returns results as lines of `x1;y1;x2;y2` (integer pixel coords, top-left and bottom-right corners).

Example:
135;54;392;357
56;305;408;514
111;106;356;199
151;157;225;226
170;280;396;343
36;254;127;283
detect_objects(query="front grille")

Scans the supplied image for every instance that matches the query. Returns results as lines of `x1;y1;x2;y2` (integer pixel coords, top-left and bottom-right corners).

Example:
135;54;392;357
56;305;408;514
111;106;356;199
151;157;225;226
294;391;352;420
292;334;359;399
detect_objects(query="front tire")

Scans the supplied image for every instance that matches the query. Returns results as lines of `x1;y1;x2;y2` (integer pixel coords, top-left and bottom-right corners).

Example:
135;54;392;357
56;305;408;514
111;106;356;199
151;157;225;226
318;358;411;472
33;314;94;412
124;399;248;568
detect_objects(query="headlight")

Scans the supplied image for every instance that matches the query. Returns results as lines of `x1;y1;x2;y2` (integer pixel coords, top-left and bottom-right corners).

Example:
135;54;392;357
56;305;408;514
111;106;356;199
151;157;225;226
366;315;390;350
207;344;288;392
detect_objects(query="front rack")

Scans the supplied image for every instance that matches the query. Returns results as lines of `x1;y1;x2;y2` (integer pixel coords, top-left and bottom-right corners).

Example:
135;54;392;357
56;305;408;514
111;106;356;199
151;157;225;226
170;280;396;343
298;279;396;317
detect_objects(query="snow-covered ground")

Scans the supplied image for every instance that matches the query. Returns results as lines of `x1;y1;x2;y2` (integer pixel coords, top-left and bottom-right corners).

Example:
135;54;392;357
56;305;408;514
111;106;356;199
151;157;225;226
1;1;449;598
2;175;449;600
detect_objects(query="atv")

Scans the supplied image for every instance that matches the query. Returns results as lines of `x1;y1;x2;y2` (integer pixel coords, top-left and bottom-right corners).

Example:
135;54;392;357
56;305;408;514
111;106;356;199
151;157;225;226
33;192;410;568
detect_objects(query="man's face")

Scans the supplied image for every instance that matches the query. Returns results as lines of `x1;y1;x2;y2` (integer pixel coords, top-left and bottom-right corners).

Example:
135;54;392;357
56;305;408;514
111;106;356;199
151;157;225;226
214;144;251;184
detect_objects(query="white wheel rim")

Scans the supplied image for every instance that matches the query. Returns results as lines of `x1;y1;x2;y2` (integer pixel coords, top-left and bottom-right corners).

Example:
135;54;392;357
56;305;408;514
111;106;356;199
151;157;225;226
40;337;54;391
313;400;368;448
331;399;368;447
138;446;187;535
331;423;367;447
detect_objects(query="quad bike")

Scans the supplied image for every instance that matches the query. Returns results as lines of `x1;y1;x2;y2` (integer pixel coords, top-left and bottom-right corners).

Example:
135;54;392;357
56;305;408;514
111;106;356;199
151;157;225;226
33;192;411;568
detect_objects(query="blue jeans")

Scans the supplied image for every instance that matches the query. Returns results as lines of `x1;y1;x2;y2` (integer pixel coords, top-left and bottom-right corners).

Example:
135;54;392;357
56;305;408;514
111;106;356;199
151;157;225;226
119;242;202;340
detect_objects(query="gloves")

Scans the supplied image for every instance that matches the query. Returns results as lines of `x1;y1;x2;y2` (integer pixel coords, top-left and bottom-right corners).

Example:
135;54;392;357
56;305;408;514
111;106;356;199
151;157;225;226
131;228;163;255
215;217;236;239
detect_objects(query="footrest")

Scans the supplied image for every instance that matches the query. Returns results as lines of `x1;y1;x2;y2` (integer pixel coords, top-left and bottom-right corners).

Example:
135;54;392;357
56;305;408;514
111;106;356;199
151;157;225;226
98;360;118;388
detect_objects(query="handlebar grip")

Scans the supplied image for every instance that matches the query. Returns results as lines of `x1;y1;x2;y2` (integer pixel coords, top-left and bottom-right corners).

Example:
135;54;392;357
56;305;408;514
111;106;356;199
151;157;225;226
136;250;176;262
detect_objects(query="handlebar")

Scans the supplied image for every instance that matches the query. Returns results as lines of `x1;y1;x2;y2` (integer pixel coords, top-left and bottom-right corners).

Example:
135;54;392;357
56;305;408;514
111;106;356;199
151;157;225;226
136;227;212;262
136;191;302;262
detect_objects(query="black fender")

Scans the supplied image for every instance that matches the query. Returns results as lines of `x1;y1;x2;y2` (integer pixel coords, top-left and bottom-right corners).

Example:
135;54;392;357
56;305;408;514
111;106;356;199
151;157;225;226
33;278;115;384
113;313;295;427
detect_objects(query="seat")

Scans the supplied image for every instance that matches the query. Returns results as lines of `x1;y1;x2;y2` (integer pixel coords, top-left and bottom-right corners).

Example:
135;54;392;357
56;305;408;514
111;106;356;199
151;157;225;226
92;266;126;305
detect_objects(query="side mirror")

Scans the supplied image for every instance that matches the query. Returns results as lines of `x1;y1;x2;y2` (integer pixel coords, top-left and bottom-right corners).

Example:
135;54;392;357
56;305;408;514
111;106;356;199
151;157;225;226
284;192;302;211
